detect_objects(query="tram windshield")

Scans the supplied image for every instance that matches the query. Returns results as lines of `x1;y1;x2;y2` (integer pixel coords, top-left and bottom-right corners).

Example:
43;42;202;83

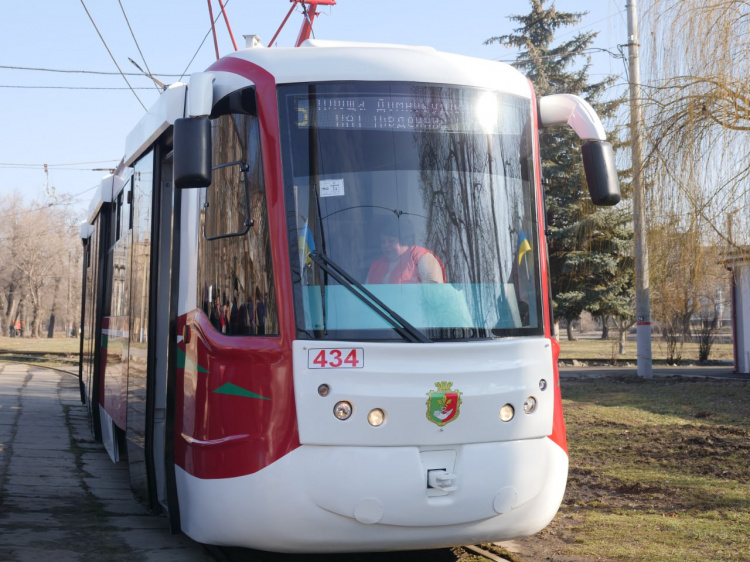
279;82;543;341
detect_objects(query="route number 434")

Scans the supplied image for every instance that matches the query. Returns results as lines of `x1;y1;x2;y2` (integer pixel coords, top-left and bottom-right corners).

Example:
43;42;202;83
308;348;364;369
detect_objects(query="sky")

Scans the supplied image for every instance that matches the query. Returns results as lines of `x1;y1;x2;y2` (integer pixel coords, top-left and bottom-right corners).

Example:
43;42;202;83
0;0;629;222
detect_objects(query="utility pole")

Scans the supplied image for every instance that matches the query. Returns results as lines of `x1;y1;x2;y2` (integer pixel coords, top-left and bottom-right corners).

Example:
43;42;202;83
627;0;653;378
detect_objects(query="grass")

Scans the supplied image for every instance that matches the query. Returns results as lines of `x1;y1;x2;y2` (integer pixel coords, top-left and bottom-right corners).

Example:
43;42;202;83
558;335;734;365
0;335;80;355
518;375;750;561
0;335;80;370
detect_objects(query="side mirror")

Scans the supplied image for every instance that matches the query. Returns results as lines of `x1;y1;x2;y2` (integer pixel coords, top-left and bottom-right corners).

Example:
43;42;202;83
174;117;211;189
582;141;620;206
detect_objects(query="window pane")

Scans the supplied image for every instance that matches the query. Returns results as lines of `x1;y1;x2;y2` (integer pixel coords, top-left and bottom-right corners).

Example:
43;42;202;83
197;113;277;336
280;83;541;341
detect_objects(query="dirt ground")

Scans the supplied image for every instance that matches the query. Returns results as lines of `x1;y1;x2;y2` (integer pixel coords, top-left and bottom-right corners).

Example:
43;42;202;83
484;377;750;562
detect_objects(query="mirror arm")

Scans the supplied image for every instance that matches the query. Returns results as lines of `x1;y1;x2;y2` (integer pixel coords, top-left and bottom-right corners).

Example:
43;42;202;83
212;160;249;173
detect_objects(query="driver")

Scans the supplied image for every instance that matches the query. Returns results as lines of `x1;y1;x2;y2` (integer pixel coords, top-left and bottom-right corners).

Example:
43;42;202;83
366;218;446;284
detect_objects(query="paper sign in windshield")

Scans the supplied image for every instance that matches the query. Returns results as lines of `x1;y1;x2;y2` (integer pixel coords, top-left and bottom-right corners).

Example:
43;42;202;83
320;179;345;197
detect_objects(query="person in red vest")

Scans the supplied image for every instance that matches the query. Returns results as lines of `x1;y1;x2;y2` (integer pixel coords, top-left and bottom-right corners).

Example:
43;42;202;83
366;217;445;284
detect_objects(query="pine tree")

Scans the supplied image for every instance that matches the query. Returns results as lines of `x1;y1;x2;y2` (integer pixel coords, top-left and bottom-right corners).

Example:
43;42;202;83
486;0;633;341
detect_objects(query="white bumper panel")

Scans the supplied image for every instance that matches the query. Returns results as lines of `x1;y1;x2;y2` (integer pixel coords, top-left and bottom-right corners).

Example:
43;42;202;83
176;439;568;553
293;338;555;446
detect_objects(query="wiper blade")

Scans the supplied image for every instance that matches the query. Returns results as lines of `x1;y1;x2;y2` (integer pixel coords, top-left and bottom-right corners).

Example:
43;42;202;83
308;251;432;344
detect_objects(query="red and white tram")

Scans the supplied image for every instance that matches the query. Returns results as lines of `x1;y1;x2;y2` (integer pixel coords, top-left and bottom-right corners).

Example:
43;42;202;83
79;16;619;553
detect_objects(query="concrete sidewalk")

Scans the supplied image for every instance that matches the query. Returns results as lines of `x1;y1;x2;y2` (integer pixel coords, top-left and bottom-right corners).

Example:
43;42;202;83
559;362;746;380
0;361;213;562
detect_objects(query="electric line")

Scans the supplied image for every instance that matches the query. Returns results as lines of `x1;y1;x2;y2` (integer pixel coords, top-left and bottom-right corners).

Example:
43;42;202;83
1;85;158;90
118;0;161;93
78;0;147;110
0;160;116;167
0;165;116;171
0;64;182;77
0;184;101;222
179;0;230;81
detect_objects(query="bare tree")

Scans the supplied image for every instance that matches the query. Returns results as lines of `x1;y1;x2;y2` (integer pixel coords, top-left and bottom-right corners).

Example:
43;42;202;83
0;192;81;338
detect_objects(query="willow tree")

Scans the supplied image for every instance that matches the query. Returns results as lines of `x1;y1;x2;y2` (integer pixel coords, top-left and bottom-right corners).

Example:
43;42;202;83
486;0;631;340
640;0;742;358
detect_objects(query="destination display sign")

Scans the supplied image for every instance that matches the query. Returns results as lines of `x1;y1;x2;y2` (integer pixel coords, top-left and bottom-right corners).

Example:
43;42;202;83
291;92;501;133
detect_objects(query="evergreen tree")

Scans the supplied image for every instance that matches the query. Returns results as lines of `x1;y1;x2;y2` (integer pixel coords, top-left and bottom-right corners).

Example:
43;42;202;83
486;0;633;340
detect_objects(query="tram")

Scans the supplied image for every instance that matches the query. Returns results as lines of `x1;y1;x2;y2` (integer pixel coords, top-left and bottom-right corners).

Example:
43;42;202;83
78;8;619;553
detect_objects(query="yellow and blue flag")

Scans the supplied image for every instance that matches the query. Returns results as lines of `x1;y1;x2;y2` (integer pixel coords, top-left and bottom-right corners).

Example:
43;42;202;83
299;222;315;265
517;229;531;265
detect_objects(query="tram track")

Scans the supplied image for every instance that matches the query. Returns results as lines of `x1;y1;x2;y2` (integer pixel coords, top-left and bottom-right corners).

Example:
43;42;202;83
209;543;515;562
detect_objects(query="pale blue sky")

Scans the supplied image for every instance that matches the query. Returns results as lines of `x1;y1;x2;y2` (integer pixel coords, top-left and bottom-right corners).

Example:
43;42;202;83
0;0;628;220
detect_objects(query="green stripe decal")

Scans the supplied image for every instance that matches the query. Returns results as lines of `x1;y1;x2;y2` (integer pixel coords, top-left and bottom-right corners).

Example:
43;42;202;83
213;383;270;401
176;347;209;373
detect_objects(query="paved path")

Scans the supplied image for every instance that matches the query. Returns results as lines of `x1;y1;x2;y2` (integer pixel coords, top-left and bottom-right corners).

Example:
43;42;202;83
0;362;213;561
559;363;746;380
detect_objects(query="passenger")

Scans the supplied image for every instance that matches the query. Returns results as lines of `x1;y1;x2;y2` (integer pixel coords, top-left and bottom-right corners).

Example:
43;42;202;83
238;292;255;335
209;294;222;331
255;287;266;335
229;293;240;335
220;303;229;334
366;218;445;284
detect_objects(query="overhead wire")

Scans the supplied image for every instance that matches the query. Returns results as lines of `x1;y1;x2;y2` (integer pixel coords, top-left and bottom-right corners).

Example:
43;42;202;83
0;64;182;77
179;0;230;81
0;85;159;90
0;160;117;167
117;0;161;93
78;0;147;110
0;184;101;223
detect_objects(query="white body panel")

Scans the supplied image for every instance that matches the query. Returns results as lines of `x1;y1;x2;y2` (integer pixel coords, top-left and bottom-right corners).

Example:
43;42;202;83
176;438;567;552
124;83;186;167
293;338;554;446
176;337;564;551
212;40;532;100
539;93;607;141
178;188;200;316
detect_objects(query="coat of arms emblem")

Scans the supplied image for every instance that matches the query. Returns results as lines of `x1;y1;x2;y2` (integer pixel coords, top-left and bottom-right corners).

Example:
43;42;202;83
426;381;462;427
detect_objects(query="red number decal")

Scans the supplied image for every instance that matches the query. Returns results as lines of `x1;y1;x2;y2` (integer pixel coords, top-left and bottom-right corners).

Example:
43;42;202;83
313;350;328;368
344;349;360;367
309;348;363;369
329;349;343;368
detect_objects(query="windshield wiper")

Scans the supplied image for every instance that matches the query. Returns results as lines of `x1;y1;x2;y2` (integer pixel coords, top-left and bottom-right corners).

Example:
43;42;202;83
307;251;432;344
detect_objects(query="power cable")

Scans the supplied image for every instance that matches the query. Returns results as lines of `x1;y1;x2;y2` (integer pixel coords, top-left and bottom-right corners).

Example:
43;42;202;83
0;160;117;167
78;0;147;110
179;0;230;81
0;85;158;90
0;185;100;222
496;46;625;64
0;64;182;77
117;0;161;93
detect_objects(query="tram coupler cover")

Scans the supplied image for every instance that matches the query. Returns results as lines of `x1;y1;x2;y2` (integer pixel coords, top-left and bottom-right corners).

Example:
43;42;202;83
427;469;458;492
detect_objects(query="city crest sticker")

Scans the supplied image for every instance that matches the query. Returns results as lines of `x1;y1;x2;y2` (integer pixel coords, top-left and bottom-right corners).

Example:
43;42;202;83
426;381;462;427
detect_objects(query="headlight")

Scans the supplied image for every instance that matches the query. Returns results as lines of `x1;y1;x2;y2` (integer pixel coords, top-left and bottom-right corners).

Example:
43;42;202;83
333;401;353;420
367;408;385;427
499;404;515;422
523;396;537;414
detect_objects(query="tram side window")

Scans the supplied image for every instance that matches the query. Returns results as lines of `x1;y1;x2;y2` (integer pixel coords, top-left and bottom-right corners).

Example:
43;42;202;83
197;113;278;336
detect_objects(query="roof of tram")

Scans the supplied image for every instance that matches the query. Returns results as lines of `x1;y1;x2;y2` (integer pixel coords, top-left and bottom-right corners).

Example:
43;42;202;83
211;39;532;100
